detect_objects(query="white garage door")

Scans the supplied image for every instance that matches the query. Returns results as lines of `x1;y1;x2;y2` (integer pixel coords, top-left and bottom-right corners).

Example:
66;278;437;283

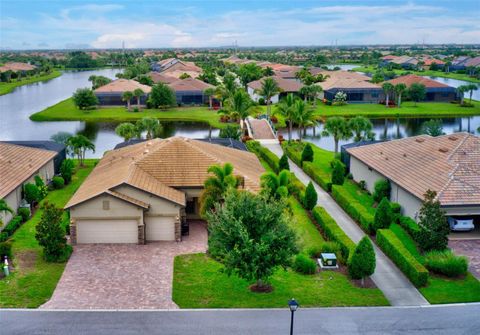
76;219;138;244
145;216;175;241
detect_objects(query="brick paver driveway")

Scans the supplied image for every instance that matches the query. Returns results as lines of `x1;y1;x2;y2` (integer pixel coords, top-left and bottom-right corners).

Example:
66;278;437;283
449;239;480;280
42;221;207;309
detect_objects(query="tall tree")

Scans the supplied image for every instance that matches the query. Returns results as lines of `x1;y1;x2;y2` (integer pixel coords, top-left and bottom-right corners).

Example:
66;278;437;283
381;82;394;107
466;83;478;103
133;88;144;109
72;88;98;110
276;93;297;141
456;85;469;105
394;83;407;108
136;117;160;139
322;117;352;153
408;83;426;106
256;77;280;117
237;63;263;89
66;135;95;167
292;99;315;140
348;116;375;142
227;89;258;129
204;87;216;109
148;83;176;109
122;91;134;111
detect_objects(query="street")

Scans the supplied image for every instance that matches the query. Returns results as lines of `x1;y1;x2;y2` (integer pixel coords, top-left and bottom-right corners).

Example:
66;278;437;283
1;304;480;335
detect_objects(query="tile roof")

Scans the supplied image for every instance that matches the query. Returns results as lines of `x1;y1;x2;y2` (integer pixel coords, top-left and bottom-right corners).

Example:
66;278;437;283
94;79;152;94
66;137;265;209
347;133;480;206
0;62;36;72
0;143;58;199
465;56;480;68
312;70;381;90
247;76;303;92
148;71;178;84
386;74;451;88
168;78;213;92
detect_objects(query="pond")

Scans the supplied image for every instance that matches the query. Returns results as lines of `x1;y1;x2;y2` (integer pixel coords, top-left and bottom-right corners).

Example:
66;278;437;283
325;64;359;71
424;76;480;101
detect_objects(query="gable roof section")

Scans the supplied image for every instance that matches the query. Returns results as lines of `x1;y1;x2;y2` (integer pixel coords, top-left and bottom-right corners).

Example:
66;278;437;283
247;76;303;92
386;74;451;89
168;78;213;92
0;143;57;198
347;133;480;206
313;70;380;91
94;79;152;94
148;71;178;84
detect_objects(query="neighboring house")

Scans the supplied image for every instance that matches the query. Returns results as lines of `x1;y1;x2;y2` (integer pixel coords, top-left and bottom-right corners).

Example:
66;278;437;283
313;70;384;103
0;62;36;74
65;137;264;244
94;79;152;106
422;58;445;69
167;77;214;105
346;133;480;223
151;58;202;78
0;142;63;226
450;56;471;71
247;76;303;103
2;141;66;173
148;71;178;85
381;55;419;69
386;74;457;102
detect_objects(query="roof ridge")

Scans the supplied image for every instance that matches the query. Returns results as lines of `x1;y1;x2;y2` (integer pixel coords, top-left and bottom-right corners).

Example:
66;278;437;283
447;133;470;161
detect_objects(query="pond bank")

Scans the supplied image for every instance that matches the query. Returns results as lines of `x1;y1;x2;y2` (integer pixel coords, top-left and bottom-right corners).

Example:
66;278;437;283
0;70;62;96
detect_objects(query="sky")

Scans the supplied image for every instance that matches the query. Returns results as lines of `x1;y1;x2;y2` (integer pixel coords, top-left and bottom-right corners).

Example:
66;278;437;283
1;0;479;50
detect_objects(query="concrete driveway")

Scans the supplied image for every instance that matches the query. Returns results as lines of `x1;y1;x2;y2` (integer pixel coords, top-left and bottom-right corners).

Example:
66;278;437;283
42;221;207;309
449;239;480;280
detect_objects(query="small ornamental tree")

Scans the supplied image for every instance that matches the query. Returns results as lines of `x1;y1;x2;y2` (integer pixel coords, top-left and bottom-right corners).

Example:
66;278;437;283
301;143;314;165
417;190;449;251
72;88;98;110
148;83;177;108
348;236;376;286
35;202;71;262
408;83;426;106
278;154;290;171
303;182;318;211
34;176;48;199
24;183;40;205
207;190;297;292
373;179;391;202
372;198;393;232
331;160;345;185
60;159;74;184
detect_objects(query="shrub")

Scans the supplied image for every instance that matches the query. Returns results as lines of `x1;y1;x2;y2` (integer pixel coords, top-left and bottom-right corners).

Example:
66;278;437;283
398;216;421;242
303;182;317;211
312;207;356;262
331;160;345;186
287;172;306;199
60;159;74;184
17;207;30;222
0;232;8;243
372;198;393;232
24;183;40;204
348;237;376;283
359;180;366;190
331;185;374;234
373;179;391;202
278;154;290;171
307;241;343;263
52;176;65;189
376;229;429;287
3;215;23;236
34;176;48;199
245;140;280;172
282;142;303;166
424;250;468;278
417;190;449;252
303;162;332;192
72;88;98;110
293;254;317;274
301;143;314;165
0;241;12;259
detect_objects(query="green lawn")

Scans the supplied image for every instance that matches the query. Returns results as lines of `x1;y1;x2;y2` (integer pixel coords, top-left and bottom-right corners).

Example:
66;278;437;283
284;141;335;176
0;70;62;96
0;160;96;308
287;197;325;252
351;65;480;84
420;273;480;304
173;253;389;308
30;97;228;129
341;180;376;215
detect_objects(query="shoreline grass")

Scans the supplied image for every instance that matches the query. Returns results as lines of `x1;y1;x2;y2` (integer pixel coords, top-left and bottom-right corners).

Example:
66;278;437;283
0;70;62;96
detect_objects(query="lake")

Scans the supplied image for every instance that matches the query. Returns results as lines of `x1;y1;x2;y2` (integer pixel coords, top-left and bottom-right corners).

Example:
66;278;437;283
0;68;478;156
425;76;480;101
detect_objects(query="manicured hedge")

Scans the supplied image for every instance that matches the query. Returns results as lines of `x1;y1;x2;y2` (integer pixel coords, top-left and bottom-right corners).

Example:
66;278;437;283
331;185;374;234
282;142;303;167
376;229;429;287
398;216;421;242
2;215;23;238
288;172;306;200
246;140;280;172
312;206;356;262
0;241;12;259
303;162;332;192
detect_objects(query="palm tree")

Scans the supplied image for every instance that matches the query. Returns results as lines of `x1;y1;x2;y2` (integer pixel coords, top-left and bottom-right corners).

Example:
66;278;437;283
204;87;216;109
322;117;352;153
466;83;478;103
260;170;290;199
122;91;134;111
67;135;95;167
309;85;323;107
292;99;315;141
200;163;238;216
394;83;407;108
133;88;144;109
382;82;394;107
457;85;470;105
276;93;297;141
256;77;280;117
348;116;375;142
136;117;160;139
227;89;258;130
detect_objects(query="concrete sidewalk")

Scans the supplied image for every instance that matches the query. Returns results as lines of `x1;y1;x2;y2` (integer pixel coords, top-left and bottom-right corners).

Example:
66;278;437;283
263;142;429;306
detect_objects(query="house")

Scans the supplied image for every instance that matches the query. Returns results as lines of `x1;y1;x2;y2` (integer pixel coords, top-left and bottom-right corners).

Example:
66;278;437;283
65;137;264;244
313;70;384;103
151;58;202;78
94;79;152;106
346;133;480;223
422;58;445;70
450;56;471;71
0;142;64;226
2;141;66;173
386;74;457;102
0;62;36;73
148;71;178;85
381;55;419;69
247;76;304;103
167;78;214;105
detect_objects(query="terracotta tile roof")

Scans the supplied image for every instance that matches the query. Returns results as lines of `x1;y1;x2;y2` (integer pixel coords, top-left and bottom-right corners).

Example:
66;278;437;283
94;79;152;94
0;62;36;72
386;74;451;88
161;69;201;79
465;56;480;68
160;61;202;75
312;70;380;90
106;190;150;209
66;137;264;209
168;78;213;92
423;58;445;66
247;76;303;92
148;72;178;84
0;143;57;198
347;133;480;206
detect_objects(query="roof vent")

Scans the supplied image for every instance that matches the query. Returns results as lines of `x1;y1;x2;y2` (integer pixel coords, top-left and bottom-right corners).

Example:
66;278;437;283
379;151;383;155
385;157;389;161
415;138;425;143
403;153;407;157
143;149;149;154
448;135;458;141
146;141;152;146
439;147;449;153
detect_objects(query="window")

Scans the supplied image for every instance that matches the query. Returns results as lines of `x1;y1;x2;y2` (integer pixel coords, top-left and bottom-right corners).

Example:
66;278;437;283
371;92;379;98
102;200;110;210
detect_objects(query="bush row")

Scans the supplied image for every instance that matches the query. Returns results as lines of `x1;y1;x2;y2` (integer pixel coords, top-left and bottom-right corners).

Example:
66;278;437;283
282;142;303;167
312;206;356;262
398;216;422;242
376;229;429;287
0;215;24;242
246;140;280;172
0;241;12;259
303;162;332;192
331;185;374;234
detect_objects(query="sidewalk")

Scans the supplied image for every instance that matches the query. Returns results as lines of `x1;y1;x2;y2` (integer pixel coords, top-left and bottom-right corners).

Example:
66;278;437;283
263;142;429;306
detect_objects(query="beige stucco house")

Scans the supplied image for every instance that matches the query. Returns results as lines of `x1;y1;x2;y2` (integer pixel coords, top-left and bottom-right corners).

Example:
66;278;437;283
347;133;480;221
65;137;264;244
0;143;58;227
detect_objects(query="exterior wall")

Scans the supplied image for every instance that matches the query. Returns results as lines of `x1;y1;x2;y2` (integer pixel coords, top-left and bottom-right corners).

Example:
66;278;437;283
69;194;143;221
115;185;181;217
95;93;148;106
390;184;423;219
324;89;383;103
247;86;279;104
349;156;385;194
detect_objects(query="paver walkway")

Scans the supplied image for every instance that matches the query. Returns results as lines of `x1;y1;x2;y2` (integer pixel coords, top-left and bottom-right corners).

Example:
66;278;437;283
41;221;207;309
449;239;480;280
263;142;429;306
248;118;276;139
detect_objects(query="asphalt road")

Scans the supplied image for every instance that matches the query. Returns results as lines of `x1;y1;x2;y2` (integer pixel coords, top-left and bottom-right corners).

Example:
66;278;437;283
1;304;480;335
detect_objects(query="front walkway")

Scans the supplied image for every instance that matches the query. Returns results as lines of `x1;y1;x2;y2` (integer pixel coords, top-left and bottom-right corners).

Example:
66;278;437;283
41;221;207;309
449;239;480;280
263;142;429;306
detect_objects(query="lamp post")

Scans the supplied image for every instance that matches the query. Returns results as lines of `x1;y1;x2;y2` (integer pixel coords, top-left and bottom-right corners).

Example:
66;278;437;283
288;298;299;335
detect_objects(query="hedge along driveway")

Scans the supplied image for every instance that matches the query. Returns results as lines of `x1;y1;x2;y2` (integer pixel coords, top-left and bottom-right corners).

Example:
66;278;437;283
262;142;429;306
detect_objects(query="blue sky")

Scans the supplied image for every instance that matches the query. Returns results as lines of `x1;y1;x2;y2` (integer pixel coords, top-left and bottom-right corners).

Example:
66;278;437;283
1;0;479;50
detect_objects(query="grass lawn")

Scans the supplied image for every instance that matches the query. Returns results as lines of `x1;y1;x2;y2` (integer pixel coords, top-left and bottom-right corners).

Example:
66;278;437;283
30;98;228;129
420;273;480;304
0;160;97;308
284;141;335;177
0;70;62;96
173;253;389;308
341;180;376;215
287;197;325;252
